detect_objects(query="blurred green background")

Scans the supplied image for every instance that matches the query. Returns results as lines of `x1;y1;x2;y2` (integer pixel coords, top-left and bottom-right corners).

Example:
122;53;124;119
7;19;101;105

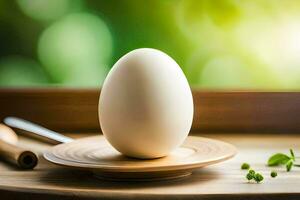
1;0;300;89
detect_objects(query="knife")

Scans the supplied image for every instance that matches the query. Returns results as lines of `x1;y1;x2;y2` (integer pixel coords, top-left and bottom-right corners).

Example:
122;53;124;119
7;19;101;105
4;117;74;144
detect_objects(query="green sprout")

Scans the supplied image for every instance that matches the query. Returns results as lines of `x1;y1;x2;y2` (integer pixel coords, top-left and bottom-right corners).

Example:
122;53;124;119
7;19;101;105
243;149;299;184
241;163;250;170
245;169;264;183
246;169;255;181
268;149;297;172
286;160;293;172
246;172;253;181
270;171;277;178
290;149;295;161
248;169;255;176
254;173;264;183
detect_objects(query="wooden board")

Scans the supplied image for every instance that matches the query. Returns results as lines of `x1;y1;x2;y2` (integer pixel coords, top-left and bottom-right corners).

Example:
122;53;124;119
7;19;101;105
0;133;299;200
1;88;300;133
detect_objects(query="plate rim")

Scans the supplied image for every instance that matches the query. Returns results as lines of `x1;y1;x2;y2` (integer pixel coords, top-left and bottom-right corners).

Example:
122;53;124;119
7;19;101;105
43;136;237;172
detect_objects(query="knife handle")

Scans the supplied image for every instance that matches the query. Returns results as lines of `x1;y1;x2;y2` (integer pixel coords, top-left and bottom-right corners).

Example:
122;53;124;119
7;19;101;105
0;124;38;169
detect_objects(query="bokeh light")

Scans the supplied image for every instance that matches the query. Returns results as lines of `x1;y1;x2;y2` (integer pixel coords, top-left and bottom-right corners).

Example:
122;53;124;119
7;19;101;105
1;0;300;89
177;0;300;89
38;13;113;86
199;56;254;89
17;0;83;22
0;56;48;87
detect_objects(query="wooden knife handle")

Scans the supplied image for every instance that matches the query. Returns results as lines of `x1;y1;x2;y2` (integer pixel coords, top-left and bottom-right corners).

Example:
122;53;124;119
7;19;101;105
0;139;38;169
0;124;38;169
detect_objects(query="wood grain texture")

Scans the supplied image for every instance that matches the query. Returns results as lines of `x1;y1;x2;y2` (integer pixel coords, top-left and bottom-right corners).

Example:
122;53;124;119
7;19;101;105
193;91;300;132
0;124;38;169
0;133;299;200
0;88;99;132
0;88;300;133
0;139;38;169
43;136;236;181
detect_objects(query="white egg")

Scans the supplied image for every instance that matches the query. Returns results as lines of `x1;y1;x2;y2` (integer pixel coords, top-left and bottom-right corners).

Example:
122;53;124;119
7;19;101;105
99;48;193;159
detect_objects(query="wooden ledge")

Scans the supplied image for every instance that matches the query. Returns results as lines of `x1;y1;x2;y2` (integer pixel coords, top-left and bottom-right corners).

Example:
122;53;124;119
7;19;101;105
0;88;300;133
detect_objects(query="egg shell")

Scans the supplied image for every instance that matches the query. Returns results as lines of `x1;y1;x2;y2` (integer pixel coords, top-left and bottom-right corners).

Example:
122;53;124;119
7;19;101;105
99;48;193;159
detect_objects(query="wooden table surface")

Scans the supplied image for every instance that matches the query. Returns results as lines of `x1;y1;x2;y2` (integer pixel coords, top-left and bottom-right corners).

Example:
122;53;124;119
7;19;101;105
0;133;300;200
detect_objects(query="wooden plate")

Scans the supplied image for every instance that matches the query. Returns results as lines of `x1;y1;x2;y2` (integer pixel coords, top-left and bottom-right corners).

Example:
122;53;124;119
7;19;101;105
44;136;237;181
